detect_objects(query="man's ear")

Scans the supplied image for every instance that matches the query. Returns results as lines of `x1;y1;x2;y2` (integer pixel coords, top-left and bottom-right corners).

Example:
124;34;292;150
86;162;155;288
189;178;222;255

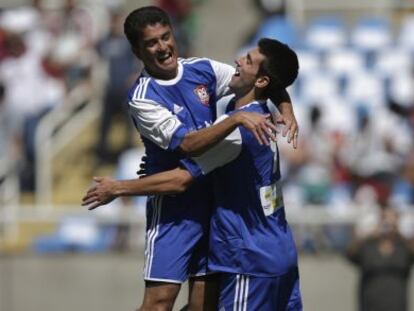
255;75;270;89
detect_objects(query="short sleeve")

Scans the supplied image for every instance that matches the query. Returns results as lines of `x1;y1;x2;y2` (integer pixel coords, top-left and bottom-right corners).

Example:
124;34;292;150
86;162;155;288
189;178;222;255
129;99;189;151
209;59;235;99
180;158;203;178
180;114;242;176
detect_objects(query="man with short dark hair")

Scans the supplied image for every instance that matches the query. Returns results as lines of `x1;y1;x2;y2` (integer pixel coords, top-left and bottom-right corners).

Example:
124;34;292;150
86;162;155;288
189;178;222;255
84;6;299;311
83;37;302;310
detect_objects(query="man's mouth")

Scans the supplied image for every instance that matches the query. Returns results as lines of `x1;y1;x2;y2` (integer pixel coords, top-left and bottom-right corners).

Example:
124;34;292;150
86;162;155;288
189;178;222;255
157;52;174;64
234;67;240;77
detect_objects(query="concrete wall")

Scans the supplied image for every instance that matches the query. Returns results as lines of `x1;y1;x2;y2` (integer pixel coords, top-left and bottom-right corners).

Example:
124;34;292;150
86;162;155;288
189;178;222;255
1;253;413;311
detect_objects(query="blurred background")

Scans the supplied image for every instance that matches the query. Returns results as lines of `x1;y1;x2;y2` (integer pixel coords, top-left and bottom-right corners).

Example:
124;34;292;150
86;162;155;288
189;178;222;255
0;0;414;310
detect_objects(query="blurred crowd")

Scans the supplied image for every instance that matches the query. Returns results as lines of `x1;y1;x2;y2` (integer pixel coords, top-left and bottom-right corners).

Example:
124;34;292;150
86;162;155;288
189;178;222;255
1;0;413;245
0;0;206;193
245;10;414;241
0;0;95;191
0;0;139;191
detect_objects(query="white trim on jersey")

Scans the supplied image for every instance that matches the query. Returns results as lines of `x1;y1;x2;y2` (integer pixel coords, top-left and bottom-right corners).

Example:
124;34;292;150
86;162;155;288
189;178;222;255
191;114;242;174
133;77;150;101
233;275;249;311
179;57;199;64
129;98;184;150
152;62;184;85
143;277;183;284
210;59;236;99
144;196;163;279
181;57;208;65
189;271;219;278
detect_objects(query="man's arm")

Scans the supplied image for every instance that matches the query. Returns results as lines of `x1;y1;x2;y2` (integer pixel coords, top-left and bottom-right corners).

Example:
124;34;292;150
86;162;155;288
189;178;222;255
130;100;276;157
269;90;299;149
81;168;193;210
179;111;276;156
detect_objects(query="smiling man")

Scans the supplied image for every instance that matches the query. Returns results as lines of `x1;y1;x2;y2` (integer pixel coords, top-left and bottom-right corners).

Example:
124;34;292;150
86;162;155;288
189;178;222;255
84;6;299;311
83;37;302;310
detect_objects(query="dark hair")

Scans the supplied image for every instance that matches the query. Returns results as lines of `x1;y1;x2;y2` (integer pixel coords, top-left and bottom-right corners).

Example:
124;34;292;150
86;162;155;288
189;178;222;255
257;38;299;91
124;6;172;47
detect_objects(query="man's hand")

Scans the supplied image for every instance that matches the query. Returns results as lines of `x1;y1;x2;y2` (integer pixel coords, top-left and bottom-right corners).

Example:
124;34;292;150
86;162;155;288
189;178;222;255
81;177;118;210
275;101;299;149
233;111;278;145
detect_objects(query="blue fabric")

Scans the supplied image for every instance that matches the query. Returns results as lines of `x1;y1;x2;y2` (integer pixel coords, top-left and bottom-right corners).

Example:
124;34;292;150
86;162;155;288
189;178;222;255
209;101;298;277
128;58;219;281
143;192;213;283
218;268;302;311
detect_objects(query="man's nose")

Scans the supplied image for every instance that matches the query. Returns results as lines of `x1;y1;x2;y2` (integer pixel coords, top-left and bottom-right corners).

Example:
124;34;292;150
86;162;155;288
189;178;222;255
157;40;168;52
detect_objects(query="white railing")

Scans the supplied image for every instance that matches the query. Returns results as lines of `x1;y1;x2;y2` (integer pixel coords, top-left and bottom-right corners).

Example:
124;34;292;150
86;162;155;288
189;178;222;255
0;204;412;247
0;157;20;243
34;57;106;209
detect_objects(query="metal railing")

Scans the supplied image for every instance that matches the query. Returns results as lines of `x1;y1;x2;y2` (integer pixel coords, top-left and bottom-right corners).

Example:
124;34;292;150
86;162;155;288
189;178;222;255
34;57;105;209
0;157;20;242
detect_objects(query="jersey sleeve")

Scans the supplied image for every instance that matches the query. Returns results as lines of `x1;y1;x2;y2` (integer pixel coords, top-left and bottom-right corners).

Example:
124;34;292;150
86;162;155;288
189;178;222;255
209;59;235;99
180;114;242;178
129;99;189;151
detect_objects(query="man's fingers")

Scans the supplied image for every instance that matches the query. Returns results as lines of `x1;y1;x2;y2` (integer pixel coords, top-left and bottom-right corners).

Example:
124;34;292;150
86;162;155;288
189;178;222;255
293;133;298;149
88;202;102;211
86;187;97;195
81;195;98;206
287;122;298;145
261;123;276;141
282;120;292;137
264;119;278;132
251;127;264;145
275;115;286;125
257;126;270;145
93;176;103;183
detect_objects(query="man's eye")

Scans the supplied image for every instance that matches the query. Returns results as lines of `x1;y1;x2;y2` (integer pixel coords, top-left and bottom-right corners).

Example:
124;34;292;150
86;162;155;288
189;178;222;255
146;41;156;48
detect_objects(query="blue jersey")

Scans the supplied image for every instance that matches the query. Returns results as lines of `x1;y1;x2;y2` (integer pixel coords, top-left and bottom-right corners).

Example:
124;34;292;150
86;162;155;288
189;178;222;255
128;58;233;175
182;97;298;277
126;58;235;282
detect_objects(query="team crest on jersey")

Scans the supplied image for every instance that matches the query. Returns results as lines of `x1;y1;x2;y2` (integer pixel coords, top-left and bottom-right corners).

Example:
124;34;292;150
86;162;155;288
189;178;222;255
194;85;210;106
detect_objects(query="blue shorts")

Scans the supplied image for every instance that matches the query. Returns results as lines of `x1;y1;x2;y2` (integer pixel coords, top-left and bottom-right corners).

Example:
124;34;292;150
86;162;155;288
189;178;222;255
143;193;212;283
218;268;302;311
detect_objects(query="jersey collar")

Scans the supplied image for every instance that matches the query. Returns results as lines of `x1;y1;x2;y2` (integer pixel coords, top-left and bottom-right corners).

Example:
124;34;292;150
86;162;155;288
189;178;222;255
142;62;184;86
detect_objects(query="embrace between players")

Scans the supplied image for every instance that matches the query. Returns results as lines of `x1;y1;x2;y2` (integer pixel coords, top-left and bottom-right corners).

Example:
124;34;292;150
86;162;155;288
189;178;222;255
82;6;302;311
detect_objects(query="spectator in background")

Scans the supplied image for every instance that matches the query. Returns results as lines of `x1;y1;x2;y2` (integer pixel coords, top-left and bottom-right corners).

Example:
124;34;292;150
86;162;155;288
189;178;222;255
155;0;204;57
391;149;414;210
45;0;97;89
46;0;95;48
346;208;414;311
0;25;65;191
341;104;412;206
95;9;140;165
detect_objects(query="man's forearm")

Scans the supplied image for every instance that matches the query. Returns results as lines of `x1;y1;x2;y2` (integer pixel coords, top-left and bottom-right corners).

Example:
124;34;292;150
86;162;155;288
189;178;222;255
115;168;193;196
269;89;290;104
179;114;240;156
277;100;294;115
179;110;276;156
268;89;299;147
